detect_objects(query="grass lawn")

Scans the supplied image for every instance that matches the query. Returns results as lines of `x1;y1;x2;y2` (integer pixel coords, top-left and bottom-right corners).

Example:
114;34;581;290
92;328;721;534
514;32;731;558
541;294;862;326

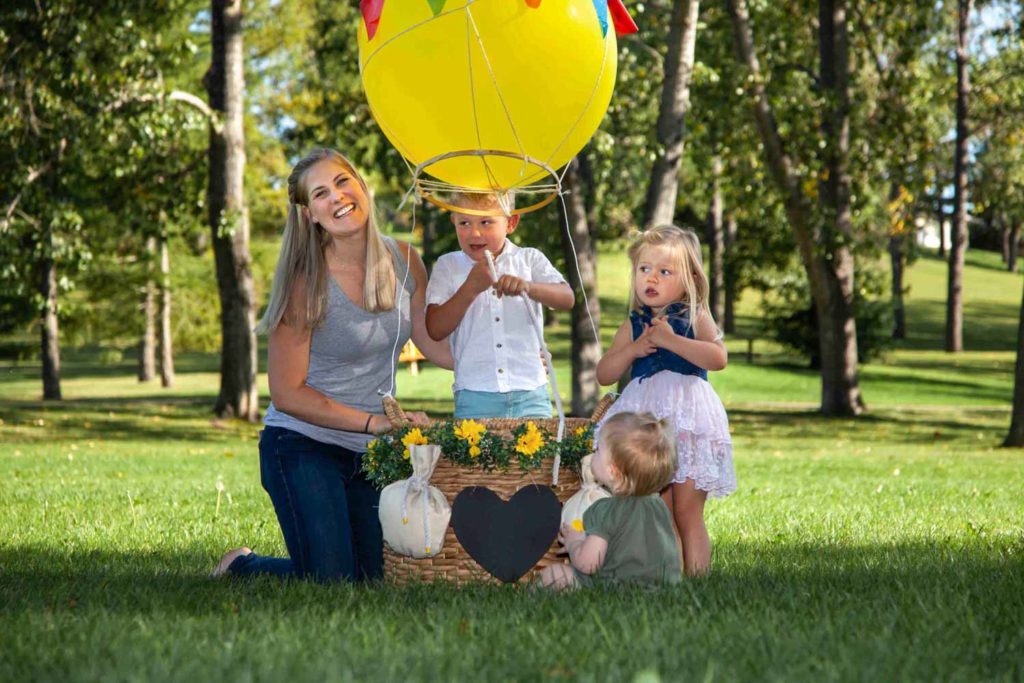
1;247;1022;681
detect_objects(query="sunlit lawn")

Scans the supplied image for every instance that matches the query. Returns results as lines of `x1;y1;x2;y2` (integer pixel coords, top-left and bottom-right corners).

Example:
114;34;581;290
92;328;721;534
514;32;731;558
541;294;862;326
0;247;1022;681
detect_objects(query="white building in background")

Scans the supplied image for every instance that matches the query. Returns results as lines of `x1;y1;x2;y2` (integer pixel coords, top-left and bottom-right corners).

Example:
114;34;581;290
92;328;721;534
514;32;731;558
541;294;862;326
914;213;951;250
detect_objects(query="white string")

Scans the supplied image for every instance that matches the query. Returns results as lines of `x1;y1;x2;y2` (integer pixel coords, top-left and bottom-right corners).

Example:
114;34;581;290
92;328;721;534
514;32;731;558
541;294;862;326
383;193;416;400
484;250;565;485
557;188;601;346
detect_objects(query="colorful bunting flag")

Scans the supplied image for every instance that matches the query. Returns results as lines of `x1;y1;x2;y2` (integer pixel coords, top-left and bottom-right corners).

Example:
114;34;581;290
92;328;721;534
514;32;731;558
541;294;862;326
591;0;608;37
608;0;639;36
361;0;385;41
427;0;446;16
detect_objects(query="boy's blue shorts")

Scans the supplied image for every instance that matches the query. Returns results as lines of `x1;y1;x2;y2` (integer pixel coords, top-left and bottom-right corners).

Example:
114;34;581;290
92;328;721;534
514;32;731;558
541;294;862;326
453;386;552;419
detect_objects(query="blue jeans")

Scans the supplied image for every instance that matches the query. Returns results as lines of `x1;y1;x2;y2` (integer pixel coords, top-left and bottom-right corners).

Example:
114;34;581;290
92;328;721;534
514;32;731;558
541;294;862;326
227;426;383;582
453;386;553;419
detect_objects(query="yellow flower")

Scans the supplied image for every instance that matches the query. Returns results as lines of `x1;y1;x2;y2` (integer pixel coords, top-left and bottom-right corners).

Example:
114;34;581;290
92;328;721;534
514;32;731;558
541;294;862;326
469;444;481;458
571;519;584;533
401;428;428;459
515;422;544;456
454;419;486;445
575;426;587;437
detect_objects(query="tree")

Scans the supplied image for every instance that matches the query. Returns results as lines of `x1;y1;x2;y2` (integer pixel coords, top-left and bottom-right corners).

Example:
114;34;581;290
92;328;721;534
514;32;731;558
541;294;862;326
642;0;701;229
560;155;601;416
205;0;258;421
726;0;864;415
1006;277;1024;447
1;1;200;400
946;0;972;353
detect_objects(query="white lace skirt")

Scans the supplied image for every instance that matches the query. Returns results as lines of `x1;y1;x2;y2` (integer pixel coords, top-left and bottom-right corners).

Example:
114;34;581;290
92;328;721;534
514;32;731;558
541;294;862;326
595;370;736;498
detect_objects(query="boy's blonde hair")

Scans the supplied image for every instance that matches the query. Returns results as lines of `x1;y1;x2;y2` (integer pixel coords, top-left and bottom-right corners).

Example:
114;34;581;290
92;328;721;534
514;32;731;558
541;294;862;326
599;411;677;496
257;148;396;334
448;190;516;217
627;225;718;336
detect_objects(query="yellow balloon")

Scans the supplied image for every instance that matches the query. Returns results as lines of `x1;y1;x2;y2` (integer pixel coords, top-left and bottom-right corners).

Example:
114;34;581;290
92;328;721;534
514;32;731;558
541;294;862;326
358;0;618;191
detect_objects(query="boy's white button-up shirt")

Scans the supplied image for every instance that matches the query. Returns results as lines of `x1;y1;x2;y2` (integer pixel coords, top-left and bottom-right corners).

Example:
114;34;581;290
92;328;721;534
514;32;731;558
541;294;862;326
426;241;568;393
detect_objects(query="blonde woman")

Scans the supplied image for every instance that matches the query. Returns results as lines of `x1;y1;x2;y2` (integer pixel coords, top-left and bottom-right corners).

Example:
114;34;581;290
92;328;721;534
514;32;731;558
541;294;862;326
213;148;452;582
595;226;735;577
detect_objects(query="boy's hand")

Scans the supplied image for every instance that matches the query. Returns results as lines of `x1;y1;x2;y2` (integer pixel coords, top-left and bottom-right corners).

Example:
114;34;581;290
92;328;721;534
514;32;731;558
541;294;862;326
493;274;530;298
646;317;677;348
463;259;495;295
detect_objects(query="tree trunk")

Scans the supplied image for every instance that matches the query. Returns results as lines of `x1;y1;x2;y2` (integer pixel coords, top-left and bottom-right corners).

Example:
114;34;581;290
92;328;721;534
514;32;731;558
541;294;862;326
890;234;906;340
726;0;863;415
560;156;601;416
1008;222;1020;274
159;231;176;388
723;213;737;335
998;213;1009;265
421;210;437;274
1004;277;1024;447
39;240;62;401
946;0;971;354
642;0;700;229
706;155;725;325
938;197;947;257
206;0;258;421
139;235;157;382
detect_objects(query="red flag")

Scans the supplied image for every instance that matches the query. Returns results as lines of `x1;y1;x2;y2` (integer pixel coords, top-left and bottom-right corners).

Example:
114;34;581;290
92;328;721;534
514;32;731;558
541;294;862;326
608;0;638;36
361;0;385;41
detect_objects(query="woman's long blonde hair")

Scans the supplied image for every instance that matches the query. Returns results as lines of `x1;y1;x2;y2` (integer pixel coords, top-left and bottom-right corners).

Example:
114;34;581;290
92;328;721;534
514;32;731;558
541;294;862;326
257;148;397;334
627;225;718;336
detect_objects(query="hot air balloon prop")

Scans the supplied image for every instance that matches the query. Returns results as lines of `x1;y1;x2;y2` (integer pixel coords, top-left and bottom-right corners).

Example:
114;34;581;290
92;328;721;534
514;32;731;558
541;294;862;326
358;0;637;215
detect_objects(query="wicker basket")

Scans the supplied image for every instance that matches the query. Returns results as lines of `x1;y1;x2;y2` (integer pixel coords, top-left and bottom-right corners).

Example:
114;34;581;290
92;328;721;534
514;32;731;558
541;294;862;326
380;394;614;584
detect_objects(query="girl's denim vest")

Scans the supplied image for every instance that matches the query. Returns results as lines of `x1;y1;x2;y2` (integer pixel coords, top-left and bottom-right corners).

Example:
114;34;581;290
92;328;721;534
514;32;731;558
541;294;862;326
630;303;708;383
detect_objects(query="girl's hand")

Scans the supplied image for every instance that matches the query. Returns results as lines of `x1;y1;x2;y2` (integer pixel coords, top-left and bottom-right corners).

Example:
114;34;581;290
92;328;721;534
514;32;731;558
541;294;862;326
630;325;658;359
493;274;530;298
646;317;677;348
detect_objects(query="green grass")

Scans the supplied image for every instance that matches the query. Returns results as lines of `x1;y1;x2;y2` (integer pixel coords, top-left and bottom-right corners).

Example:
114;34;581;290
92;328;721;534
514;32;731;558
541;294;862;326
1;247;1023;681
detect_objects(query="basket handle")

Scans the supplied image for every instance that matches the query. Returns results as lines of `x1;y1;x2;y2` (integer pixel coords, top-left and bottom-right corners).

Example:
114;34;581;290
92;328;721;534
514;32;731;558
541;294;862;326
382;395;411;429
588;393;616;424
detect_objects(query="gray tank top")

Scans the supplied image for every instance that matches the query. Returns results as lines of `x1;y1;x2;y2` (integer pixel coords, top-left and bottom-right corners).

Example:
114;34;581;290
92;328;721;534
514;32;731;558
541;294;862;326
263;237;415;451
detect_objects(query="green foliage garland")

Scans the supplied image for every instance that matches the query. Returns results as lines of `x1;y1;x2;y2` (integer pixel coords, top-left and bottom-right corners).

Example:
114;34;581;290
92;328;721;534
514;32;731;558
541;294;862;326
362;419;595;489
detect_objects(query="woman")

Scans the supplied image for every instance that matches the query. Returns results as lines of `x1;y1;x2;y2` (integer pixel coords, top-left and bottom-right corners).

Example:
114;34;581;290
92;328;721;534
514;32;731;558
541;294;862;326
213;148;452;581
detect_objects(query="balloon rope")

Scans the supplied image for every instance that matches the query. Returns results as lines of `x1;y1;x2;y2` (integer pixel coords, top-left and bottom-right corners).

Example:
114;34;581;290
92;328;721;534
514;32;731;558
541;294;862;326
383;192;416;401
465;5;530;182
557;188;601;347
484;249;565;486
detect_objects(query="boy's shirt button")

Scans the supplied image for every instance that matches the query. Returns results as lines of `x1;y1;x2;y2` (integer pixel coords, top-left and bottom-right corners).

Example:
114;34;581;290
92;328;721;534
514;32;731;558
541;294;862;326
495;317;500;322
497;343;502;348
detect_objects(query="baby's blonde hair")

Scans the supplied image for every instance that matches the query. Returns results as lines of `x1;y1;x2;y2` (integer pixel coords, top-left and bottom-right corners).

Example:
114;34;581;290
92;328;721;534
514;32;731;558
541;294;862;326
627;225;717;335
599;412;677;496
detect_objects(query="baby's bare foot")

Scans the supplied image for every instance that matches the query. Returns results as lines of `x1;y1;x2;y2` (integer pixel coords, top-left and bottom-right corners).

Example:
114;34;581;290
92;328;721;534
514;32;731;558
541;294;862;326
211;547;252;578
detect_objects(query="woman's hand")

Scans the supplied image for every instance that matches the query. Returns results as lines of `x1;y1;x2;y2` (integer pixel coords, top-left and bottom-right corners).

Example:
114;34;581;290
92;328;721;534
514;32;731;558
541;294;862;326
404;410;430;427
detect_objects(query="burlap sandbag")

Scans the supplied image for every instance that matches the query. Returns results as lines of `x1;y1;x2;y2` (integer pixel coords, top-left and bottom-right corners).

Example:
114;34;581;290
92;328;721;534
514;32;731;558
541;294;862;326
379;444;451;558
560;453;611;532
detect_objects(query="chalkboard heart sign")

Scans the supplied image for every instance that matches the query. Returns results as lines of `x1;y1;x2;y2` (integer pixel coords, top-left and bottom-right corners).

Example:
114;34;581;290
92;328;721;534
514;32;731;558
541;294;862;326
450;485;562;583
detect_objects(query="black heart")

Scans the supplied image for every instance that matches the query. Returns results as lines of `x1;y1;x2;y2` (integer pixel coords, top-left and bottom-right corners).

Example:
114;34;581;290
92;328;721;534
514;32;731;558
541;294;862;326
450;485;562;583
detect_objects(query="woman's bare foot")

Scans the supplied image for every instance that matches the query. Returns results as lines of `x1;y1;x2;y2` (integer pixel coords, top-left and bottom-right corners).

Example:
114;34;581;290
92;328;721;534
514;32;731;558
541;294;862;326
211;547;252;578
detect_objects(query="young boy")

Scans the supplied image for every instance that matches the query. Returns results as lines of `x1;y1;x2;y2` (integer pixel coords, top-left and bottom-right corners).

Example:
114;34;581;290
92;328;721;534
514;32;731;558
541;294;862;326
425;192;575;419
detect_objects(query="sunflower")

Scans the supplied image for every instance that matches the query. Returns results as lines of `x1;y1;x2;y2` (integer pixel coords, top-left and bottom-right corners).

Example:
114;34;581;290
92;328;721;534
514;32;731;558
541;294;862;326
515;422;544;456
454;419;486;446
401;428;428;459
